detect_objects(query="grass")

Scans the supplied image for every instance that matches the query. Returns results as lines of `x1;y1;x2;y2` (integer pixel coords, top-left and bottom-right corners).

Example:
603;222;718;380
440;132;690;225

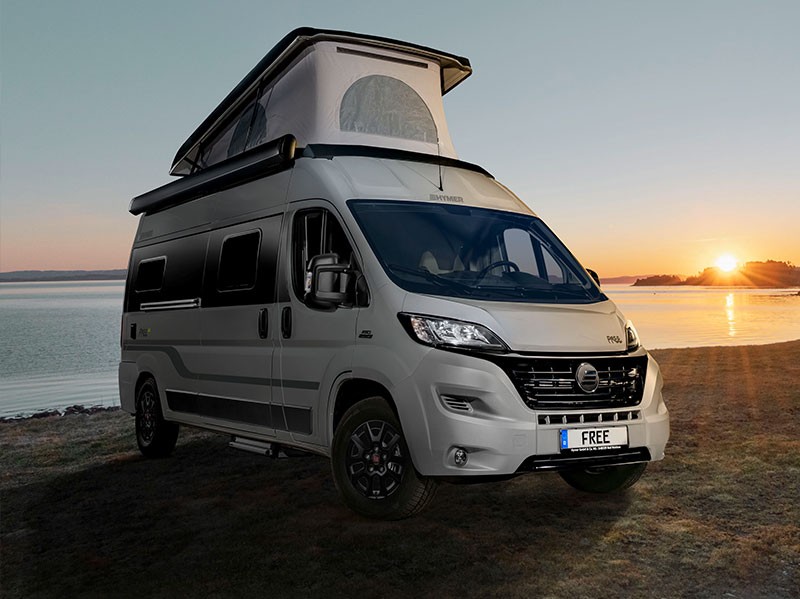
2;341;799;598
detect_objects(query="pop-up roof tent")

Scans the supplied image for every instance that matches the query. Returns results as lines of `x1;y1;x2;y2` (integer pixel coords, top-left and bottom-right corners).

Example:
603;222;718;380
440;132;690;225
170;27;472;176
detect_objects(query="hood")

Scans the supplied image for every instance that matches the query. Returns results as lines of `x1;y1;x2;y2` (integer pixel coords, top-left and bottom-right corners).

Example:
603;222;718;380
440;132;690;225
401;294;627;353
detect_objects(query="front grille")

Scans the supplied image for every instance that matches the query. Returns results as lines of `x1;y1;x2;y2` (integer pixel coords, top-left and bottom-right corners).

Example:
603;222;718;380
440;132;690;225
494;355;648;410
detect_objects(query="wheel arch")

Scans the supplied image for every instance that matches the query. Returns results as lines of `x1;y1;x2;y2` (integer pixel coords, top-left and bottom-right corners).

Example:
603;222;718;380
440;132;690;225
330;377;399;438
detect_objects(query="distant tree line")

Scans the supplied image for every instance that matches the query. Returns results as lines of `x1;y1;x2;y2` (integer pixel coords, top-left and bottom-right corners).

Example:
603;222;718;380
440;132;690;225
0;269;127;282
633;261;800;287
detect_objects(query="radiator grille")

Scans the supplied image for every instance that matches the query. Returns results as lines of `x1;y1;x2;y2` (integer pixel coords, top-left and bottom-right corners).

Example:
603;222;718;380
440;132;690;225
495;355;648;410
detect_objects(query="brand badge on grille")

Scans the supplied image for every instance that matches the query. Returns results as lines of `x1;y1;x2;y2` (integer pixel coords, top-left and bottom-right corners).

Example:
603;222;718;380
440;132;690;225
575;362;599;393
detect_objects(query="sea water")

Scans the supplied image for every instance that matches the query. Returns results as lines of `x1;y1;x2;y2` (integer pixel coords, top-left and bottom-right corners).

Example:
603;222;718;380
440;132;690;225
1;281;798;417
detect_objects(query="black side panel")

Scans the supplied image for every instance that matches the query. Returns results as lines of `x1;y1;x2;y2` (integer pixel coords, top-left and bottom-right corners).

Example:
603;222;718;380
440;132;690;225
284;406;313;435
167;391;272;427
166;391;312;434
128;234;208;311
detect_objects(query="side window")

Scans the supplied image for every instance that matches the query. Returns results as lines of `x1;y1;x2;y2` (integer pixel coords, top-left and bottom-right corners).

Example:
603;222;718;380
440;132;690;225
503;229;539;275
292;209;355;301
202;215;281;308
541;247;566;284
218;231;261;291
134;257;166;292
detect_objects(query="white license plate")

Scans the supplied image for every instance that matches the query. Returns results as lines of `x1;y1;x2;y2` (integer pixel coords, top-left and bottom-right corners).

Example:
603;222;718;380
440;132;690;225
560;426;628;452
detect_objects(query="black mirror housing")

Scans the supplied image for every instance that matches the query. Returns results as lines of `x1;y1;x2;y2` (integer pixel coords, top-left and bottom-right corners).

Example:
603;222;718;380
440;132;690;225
586;268;601;287
306;253;352;308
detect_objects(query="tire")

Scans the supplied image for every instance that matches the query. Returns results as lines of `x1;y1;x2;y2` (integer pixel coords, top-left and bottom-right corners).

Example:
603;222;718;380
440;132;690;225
559;462;647;494
135;377;179;458
331;397;437;520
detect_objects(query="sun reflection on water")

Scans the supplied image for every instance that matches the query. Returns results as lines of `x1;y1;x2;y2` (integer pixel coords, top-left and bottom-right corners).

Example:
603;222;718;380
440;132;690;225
725;293;736;337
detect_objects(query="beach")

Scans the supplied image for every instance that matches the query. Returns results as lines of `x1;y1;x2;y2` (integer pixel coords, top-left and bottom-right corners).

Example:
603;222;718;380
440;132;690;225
1;340;798;598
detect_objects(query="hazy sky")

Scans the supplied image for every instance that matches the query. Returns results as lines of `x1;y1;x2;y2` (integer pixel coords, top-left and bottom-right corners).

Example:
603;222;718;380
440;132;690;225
2;0;798;276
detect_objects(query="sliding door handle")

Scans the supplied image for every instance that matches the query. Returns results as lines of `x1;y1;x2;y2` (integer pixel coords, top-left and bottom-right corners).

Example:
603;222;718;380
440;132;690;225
258;308;269;339
281;306;292;339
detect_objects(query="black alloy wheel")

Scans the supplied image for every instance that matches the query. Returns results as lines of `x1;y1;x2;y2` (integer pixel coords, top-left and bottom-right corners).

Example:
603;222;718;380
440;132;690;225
332;397;437;519
135;377;179;458
345;419;405;500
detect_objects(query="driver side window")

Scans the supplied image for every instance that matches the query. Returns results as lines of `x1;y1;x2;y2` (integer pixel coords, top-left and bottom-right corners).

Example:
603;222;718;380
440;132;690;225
291;209;356;302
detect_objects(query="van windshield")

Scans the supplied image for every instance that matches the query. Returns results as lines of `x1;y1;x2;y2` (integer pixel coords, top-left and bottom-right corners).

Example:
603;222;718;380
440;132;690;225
348;200;606;304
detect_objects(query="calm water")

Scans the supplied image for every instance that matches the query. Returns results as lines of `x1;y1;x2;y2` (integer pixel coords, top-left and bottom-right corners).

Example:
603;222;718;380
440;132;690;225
1;281;798;417
1;281;123;417
603;285;800;350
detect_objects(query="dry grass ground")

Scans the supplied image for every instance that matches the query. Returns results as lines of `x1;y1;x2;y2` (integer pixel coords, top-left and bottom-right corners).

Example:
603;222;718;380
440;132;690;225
1;341;799;598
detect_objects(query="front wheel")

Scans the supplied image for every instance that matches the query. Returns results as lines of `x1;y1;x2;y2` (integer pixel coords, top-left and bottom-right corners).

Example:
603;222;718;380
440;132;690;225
331;397;437;519
135;377;179;458
559;462;647;493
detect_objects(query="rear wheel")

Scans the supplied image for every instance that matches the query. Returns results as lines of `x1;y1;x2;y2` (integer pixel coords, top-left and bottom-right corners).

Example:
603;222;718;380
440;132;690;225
135;377;179;458
559;462;647;493
331;397;436;519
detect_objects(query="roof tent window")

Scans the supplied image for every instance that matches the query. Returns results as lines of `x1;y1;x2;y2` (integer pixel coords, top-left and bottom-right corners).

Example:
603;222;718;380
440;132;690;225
218;230;261;291
245;88;271;151
340;75;437;143
198;90;268;170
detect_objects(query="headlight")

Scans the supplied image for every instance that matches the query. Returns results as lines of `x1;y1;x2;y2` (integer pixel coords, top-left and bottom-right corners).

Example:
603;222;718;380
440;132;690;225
625;320;640;351
398;313;509;352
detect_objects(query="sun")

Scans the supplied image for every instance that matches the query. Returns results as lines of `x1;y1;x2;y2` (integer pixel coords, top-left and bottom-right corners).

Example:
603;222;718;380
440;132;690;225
715;254;738;272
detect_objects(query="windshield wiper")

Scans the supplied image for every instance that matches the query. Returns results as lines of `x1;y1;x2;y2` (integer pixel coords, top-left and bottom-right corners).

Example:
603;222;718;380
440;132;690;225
387;264;475;295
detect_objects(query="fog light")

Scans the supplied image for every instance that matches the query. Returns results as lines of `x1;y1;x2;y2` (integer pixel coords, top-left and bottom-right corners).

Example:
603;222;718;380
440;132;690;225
453;447;468;467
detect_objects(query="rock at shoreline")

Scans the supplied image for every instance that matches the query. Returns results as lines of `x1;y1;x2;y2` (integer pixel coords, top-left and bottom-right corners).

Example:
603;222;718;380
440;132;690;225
28;409;61;420
1;405;120;423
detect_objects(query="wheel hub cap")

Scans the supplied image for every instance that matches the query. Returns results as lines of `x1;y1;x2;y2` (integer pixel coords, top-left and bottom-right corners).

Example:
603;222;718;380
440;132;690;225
345;420;405;500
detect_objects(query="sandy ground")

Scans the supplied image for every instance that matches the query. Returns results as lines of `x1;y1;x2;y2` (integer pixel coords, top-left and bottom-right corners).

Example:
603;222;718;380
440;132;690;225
1;341;798;598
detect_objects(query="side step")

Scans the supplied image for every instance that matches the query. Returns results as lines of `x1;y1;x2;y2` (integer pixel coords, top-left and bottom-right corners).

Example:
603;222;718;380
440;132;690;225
229;437;286;458
228;436;311;459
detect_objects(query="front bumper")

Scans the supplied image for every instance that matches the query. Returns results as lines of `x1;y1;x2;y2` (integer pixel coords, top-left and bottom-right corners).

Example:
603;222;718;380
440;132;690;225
392;348;670;478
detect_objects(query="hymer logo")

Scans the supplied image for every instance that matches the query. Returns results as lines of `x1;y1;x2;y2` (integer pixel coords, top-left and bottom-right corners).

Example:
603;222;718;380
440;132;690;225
430;194;464;203
607;335;623;344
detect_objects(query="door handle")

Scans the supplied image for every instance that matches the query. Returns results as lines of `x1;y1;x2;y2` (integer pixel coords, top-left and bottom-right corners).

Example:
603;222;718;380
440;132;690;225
258;308;269;339
281;306;292;339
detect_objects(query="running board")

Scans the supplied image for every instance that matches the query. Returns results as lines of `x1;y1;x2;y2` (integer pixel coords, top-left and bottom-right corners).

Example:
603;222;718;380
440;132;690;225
229;437;287;458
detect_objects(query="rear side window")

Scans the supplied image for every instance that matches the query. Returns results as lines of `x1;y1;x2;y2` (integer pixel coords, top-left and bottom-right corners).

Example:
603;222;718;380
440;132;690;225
218;231;261;291
134;257;166;292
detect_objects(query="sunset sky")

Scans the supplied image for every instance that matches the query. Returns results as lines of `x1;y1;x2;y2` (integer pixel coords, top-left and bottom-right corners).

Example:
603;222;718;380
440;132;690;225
2;1;798;277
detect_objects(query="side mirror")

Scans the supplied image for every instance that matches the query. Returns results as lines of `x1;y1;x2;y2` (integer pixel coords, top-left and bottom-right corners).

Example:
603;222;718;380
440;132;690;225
306;253;353;308
586;268;601;287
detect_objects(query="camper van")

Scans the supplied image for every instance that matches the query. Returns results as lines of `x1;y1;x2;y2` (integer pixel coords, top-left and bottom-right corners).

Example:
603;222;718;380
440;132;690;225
119;28;669;519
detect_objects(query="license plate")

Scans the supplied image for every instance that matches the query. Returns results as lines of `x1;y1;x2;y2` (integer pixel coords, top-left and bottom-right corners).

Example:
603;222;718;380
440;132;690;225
560;426;628;452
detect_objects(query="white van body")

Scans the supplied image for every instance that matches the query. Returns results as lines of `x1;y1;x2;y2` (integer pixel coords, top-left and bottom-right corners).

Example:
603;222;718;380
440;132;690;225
119;29;668;518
